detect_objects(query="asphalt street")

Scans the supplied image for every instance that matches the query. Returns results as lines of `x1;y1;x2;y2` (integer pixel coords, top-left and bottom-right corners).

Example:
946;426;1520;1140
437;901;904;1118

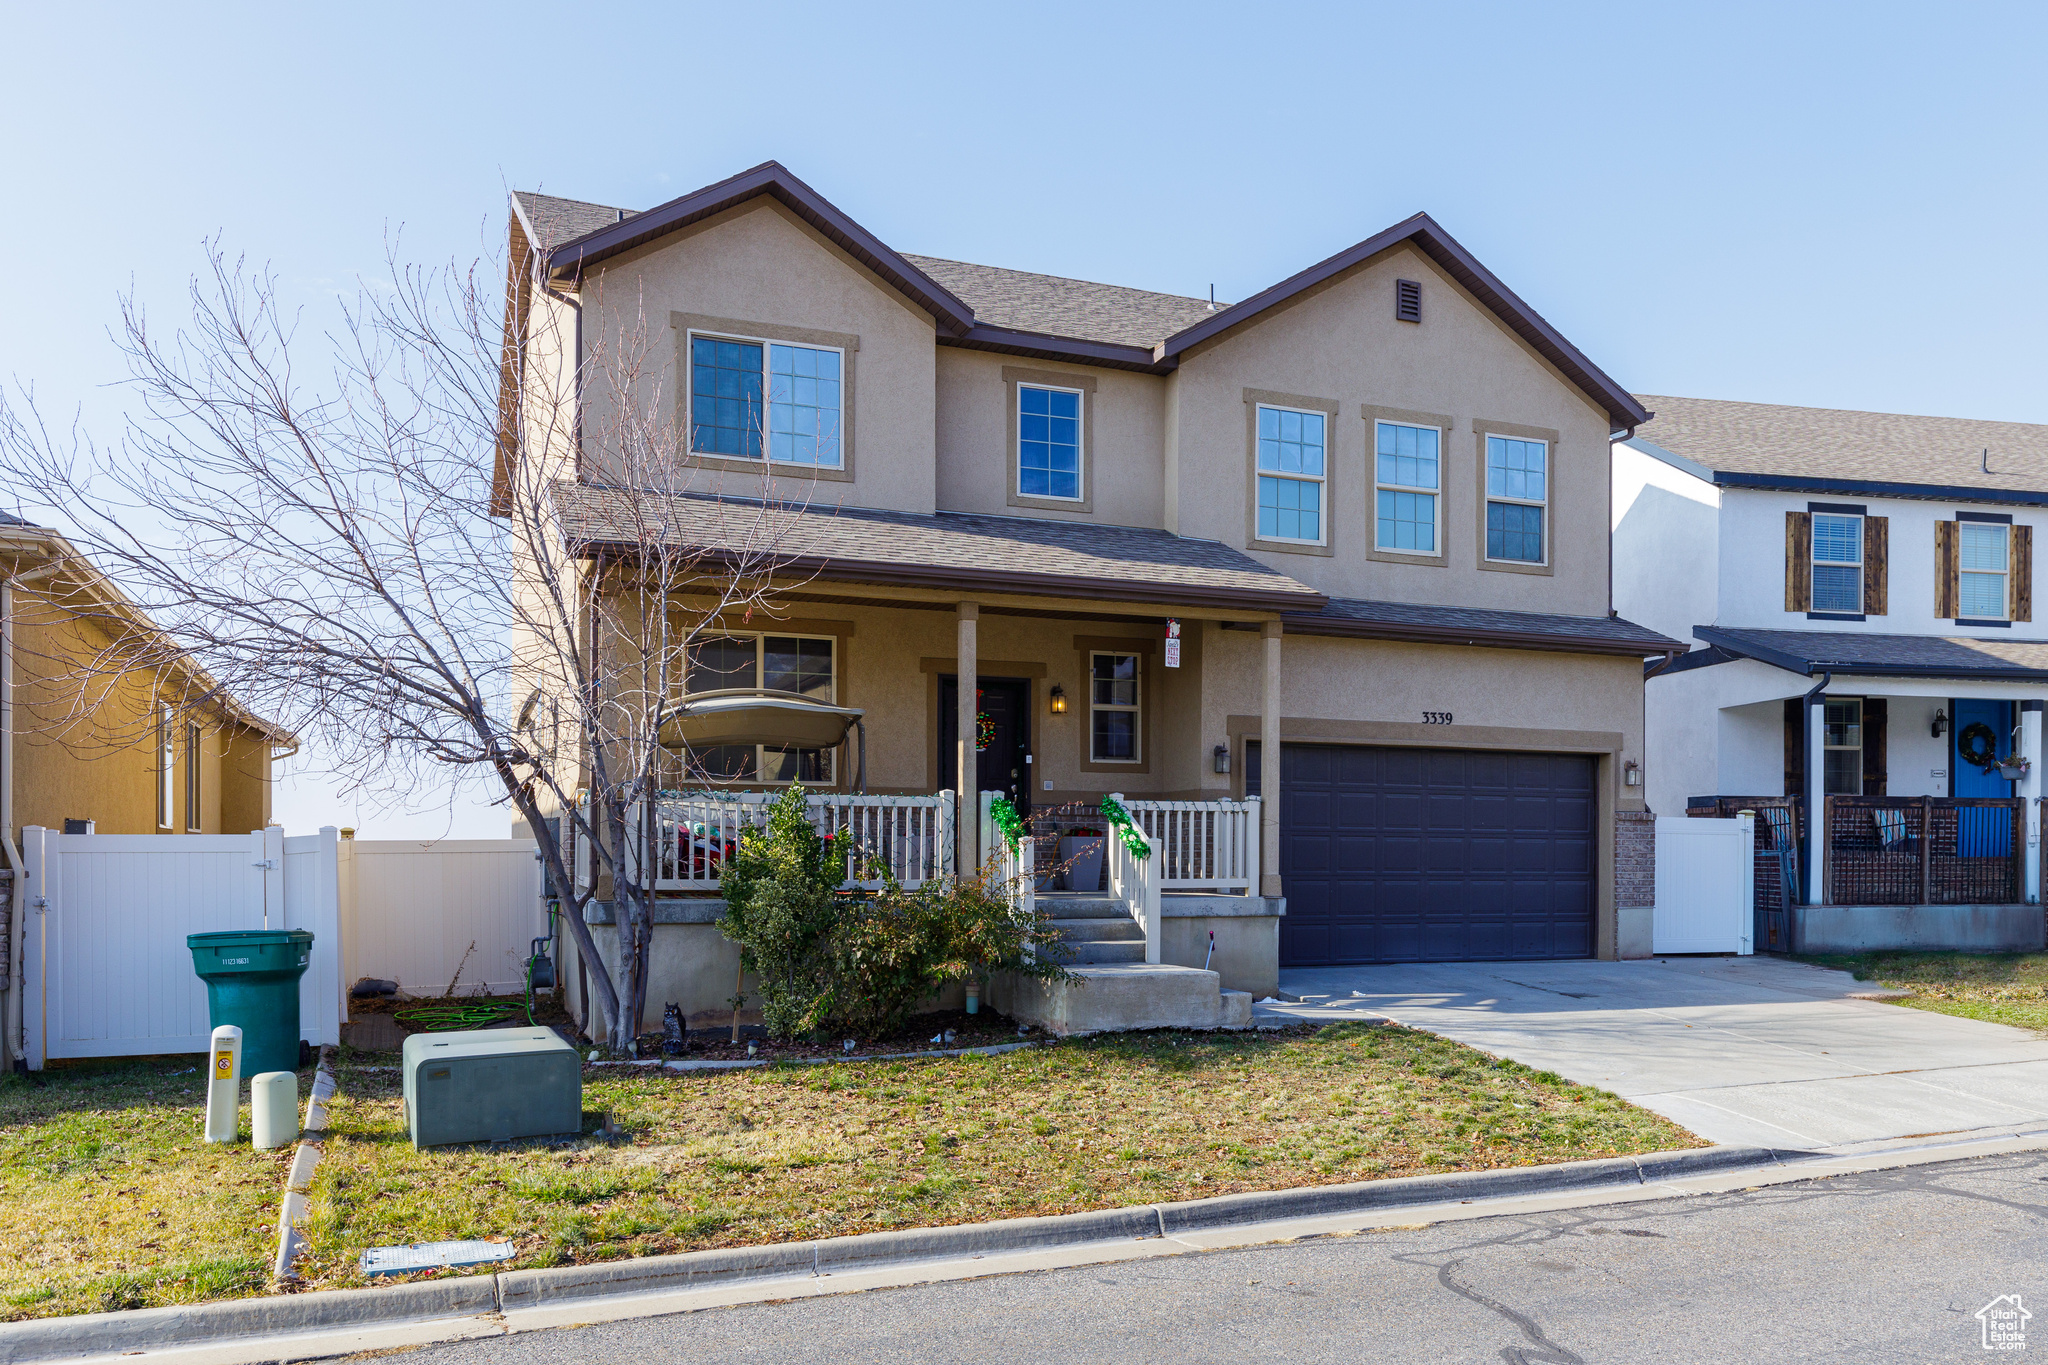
405;1149;2048;1364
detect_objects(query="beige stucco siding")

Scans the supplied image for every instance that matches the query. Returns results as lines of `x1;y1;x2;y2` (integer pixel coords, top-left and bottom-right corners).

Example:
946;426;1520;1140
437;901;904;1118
576;199;939;514
932;348;1167;527
1170;242;1614;614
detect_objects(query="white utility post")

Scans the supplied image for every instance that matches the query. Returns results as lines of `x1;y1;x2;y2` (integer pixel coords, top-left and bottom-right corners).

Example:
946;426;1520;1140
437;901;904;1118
2022;700;2043;904
1806;688;1827;906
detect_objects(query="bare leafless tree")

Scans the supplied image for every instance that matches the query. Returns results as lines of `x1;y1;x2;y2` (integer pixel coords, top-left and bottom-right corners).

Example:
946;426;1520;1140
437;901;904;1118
0;235;823;1050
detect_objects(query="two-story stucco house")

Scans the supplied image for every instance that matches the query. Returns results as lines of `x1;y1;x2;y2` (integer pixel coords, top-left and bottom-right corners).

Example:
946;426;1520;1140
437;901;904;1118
1615;396;2048;953
502;162;1677;1032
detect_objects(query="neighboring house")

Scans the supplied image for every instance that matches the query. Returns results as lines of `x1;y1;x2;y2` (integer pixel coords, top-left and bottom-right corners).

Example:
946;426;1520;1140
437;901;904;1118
1614;396;2048;949
0;515;291;1069
500;160;1676;1026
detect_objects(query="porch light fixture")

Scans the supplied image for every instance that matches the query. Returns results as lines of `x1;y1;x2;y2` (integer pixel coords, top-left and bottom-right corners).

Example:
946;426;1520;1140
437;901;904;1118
1049;684;1067;715
1214;744;1230;775
1623;760;1642;787
1932;707;1950;739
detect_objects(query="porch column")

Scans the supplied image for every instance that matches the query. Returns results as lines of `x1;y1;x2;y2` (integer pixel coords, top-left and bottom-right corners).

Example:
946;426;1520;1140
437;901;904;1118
2023;700;2043;904
957;602;979;878
1261;621;1282;899
1806;688;1827;906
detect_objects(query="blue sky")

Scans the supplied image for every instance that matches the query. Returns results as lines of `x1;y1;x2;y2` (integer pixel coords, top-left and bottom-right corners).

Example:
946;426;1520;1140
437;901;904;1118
3;0;2043;835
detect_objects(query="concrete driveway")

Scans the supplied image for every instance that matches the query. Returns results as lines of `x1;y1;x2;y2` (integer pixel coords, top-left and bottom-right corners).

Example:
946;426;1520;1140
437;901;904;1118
1261;956;2048;1150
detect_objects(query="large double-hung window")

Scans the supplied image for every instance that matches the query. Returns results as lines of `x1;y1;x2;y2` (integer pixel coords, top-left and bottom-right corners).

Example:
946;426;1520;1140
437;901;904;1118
1018;383;1082;500
1810;512;1864;614
1960;521;2010;620
1256;405;1326;544
684;634;838;783
688;334;843;467
1375;421;1440;552
1484;435;1548;563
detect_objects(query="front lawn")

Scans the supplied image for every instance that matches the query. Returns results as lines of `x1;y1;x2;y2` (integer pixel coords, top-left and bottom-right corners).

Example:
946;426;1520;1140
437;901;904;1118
295;1023;1698;1292
1804;950;2048;1032
0;1059;294;1321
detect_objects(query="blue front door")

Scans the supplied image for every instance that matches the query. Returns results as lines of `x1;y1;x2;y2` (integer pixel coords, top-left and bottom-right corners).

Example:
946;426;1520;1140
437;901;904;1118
1952;699;2014;855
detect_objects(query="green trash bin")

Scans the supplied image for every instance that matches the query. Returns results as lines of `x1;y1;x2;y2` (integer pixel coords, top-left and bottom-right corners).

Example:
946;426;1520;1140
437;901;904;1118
187;930;315;1076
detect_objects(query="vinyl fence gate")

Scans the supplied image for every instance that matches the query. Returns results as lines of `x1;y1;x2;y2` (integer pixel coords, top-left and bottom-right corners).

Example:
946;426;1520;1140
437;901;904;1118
1652;813;1756;956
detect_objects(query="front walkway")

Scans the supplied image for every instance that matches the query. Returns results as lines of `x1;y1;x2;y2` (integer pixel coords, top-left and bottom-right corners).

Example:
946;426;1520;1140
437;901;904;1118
1260;956;2048;1149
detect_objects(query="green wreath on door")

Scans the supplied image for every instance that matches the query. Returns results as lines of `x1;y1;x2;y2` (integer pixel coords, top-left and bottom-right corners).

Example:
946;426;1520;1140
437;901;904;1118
1957;720;2001;771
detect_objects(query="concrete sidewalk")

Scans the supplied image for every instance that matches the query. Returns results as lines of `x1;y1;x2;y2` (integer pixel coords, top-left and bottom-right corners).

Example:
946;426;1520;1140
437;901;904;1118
1261;955;2048;1148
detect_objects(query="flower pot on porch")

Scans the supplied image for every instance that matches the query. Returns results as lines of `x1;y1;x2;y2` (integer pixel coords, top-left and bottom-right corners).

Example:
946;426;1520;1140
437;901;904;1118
1999;762;2030;782
1058;835;1104;893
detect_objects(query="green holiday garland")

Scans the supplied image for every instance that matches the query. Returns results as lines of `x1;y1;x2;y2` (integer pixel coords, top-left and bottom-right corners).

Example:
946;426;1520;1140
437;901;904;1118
988;794;1026;853
1098;796;1153;860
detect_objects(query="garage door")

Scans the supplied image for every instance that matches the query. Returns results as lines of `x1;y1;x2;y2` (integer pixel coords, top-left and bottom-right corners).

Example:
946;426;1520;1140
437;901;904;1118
1249;743;1595;965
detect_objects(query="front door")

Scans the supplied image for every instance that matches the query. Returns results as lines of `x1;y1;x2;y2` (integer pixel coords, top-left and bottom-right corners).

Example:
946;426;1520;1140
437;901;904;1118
939;677;1030;813
1952;698;2014;856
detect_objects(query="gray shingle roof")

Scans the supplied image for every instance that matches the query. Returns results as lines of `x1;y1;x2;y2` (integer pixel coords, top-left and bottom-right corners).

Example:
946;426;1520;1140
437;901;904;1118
551;482;1325;610
1695;625;2048;680
1634;395;2048;496
900;255;1222;349
1287;596;1681;656
512;192;636;253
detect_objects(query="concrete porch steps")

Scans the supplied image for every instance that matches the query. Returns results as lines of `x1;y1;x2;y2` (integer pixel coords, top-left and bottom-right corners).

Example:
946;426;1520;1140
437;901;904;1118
997;892;1251;1034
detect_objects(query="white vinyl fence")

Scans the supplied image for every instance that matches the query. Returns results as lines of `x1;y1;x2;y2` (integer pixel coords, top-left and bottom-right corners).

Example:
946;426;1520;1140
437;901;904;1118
340;839;544;997
18;828;546;1069
21;826;342;1068
1653;812;1755;955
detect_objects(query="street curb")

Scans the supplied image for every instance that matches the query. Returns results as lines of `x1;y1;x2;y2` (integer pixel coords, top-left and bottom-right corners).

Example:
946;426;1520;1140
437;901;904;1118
0;1141;1785;1363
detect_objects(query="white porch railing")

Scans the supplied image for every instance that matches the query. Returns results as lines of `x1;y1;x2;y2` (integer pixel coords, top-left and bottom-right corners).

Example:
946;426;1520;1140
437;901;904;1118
633;792;955;892
981;791;1039;964
1104;811;1162;964
1124;797;1261;893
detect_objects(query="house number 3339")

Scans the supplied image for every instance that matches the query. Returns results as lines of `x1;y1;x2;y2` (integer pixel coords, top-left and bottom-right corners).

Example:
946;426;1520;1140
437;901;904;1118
1421;711;1455;725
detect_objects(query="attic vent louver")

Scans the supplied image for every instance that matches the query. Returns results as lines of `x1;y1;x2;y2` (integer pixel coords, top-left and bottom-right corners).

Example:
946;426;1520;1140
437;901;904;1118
1395;279;1421;324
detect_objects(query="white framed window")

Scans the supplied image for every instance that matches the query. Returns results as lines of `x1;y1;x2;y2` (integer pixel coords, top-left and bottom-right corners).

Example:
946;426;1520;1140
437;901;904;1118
687;332;844;467
184;722;202;831
156;704;174;829
1959;521;2010;620
1018;383;1084;501
683;633;838;783
1811;512;1863;614
1089;651;1141;763
1484;435;1548;564
1256;405;1326;544
1823;697;1863;795
1375;420;1441;553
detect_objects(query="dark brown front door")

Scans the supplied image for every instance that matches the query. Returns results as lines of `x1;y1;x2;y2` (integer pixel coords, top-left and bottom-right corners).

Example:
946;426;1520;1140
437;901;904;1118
939;677;1030;812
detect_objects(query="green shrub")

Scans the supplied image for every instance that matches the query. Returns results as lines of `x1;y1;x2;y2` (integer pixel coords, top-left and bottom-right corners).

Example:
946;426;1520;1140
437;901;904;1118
719;787;1073;1040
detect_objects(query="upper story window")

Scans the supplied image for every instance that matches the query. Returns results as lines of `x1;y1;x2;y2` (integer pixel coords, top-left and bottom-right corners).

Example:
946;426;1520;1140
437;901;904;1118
1811;512;1864;614
1089;651;1141;763
688;334;843;467
1374;421;1440;553
157;704;174;830
684;633;838;783
1256;405;1326;544
1960;521;2010;620
184;722;201;831
1018;384;1083;500
1484;435;1547;564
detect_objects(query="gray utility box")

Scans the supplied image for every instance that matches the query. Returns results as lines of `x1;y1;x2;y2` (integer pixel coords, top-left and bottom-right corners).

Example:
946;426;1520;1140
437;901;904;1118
401;1028;583;1149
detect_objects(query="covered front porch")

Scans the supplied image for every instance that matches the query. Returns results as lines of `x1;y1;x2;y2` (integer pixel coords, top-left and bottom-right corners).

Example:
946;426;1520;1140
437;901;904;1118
1661;627;2048;953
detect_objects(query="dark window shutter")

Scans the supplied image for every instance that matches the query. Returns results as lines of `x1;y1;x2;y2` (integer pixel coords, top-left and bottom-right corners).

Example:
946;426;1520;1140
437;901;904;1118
1862;516;1888;615
1785;511;1812;612
1784;697;1804;797
1395;279;1421;323
1861;698;1887;795
2013;524;2033;623
1935;521;1959;618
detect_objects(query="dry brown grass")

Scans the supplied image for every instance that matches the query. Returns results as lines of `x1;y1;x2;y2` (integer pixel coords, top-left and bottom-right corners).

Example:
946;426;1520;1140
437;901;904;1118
1806;950;2048;1032
0;1059;292;1320
297;1022;1698;1291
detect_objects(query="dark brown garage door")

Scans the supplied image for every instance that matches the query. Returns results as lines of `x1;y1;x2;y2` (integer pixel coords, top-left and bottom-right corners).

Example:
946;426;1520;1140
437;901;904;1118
1249;743;1595;965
